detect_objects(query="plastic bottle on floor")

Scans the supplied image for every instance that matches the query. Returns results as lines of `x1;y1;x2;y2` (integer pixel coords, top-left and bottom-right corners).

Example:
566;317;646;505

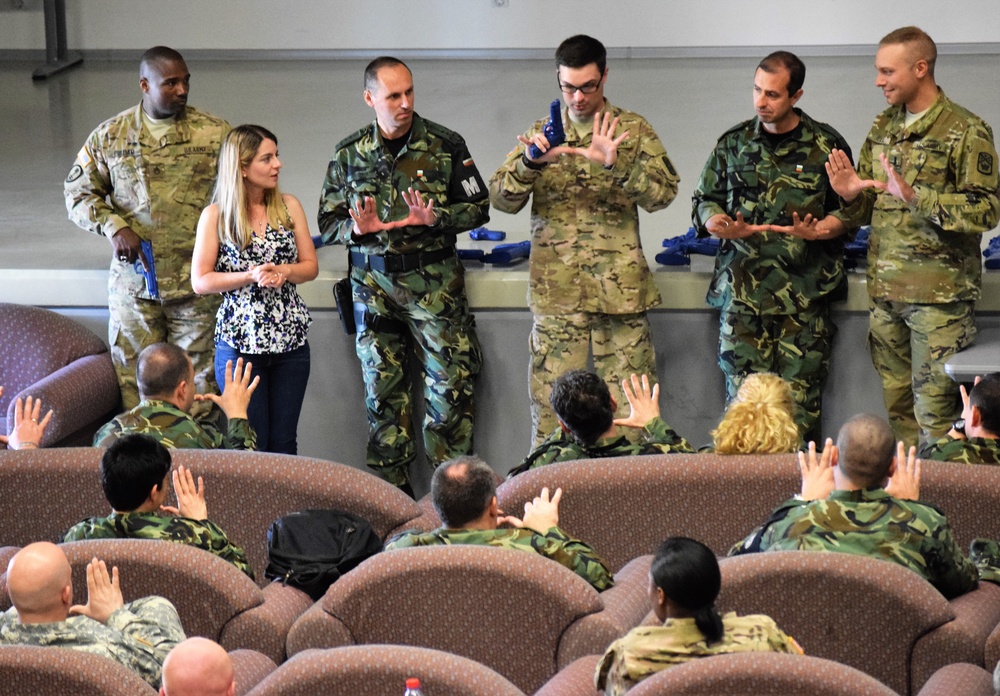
404;677;425;695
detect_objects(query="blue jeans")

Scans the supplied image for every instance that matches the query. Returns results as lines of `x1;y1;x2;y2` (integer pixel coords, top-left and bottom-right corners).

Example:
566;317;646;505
214;341;310;454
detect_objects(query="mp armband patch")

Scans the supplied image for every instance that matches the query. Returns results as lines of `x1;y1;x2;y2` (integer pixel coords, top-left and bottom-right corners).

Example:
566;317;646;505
978;152;994;176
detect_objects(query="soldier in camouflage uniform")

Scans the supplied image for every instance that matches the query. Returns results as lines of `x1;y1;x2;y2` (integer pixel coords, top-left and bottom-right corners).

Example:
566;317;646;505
919;373;1000;464
489;35;679;447
0;542;185;688
730;413;991;599
692;52;856;443
93;343;257;450
596;537;801;696
509;370;692;477
386;457;614;590
64;46;230;411
827;27;1000;446
318;57;488;493
64;434;254;579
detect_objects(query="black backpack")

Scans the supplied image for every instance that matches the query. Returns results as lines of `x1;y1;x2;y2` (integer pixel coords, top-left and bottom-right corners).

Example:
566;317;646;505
265;509;383;600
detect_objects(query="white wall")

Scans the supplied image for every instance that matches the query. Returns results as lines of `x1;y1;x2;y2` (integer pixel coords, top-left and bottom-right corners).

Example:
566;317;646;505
2;0;999;52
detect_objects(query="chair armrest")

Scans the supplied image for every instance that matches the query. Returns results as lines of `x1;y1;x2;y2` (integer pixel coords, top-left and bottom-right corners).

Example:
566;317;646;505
8;354;119;446
917;662;994;696
284;596;356;658
228;649;278;696
535;654;602;696
220;581;315;665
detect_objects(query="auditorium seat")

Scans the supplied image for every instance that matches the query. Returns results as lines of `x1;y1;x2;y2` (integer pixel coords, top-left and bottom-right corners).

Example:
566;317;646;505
285;545;651;694
0;302;119;447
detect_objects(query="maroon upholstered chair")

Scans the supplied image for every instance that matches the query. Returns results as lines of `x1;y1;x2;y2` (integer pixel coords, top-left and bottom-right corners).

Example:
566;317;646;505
0;539;313;665
496;453;801;572
624;653;899;696
717;551;1000;695
917;459;1000;550
0;302;119;447
917;663;995;696
246;646;527;696
228;649;279;696
285;546;652;694
0;644;158;695
534;654;602;696
0;448;424;586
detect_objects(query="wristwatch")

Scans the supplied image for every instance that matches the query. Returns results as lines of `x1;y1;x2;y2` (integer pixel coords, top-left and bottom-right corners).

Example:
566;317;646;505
952;419;966;436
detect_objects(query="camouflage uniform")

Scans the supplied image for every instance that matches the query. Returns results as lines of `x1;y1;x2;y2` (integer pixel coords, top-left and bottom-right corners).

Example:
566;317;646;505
595;612;802;696
489;101;679;445
92;398;256;450
64;104;230;410
918;436;1000;465
385;525;614;590
318;114;488;487
692;110;855;440
0;596;184;688
509;416;693;477
730;487;978;599
839;90;1000;445
64;510;254;580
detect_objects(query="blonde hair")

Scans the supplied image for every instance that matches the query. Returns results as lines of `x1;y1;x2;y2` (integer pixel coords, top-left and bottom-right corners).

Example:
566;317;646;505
880;26;937;78
213;124;292;249
711;373;801;455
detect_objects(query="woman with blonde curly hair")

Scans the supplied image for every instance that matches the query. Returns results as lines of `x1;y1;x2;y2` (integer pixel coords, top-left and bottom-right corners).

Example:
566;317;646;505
710;373;801;454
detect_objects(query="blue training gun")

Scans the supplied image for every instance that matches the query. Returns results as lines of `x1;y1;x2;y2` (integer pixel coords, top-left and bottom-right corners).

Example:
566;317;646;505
655;228;720;266
527;100;566;160
134;239;159;299
458;240;531;265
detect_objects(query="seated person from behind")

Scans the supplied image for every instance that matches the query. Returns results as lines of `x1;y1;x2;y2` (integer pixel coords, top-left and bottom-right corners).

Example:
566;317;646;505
159;637;235;696
707;372;800;454
64;433;254;579
730;413;987;599
919;373;1000;465
511;371;693;476
0;388;52;450
93;342;259;450
386;456;615;590
0;542;185;688
596;537;801;695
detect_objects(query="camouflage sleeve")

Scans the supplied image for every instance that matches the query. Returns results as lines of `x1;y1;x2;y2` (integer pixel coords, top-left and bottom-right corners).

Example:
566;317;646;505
222;417;257;451
920;519;979;599
435;135;490;233
487;132;544;215
317;154;355;246
104;596;186;687
691;141;730;233
164;517;255;580
64;131;128;240
911;123;1000;234
642;417;695;453
536;526;615;591
513;430;581;474
594;638;629;696
728;498;806;556
610;118;679;214
92;418;123;447
969;538;1000;585
63;517;119;542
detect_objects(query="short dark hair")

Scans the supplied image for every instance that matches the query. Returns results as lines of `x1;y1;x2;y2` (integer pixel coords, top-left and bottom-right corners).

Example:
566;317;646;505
880;26;937;78
431;457;495;528
555;35;606;76
101;434;172;511
364;56;410;93
757;51;806;95
550;370;614;446
971;373;1000;437
650;537;724;644
836;414;896;488
137;343;190;400
140;46;185;76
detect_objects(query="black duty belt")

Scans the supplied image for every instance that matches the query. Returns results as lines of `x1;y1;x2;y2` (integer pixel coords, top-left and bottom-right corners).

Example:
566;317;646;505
349;246;454;274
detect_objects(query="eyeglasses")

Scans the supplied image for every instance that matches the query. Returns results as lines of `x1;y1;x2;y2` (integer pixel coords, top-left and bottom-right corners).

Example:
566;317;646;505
557;78;602;95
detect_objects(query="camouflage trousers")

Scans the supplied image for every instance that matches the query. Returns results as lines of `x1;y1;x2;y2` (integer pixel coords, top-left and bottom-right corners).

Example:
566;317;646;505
108;291;220;410
352;256;482;487
869;298;975;447
529;311;657;447
718;304;835;442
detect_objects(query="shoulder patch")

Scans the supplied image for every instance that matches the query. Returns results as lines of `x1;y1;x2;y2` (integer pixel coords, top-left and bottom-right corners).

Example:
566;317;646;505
66;164;84;183
978;151;994;176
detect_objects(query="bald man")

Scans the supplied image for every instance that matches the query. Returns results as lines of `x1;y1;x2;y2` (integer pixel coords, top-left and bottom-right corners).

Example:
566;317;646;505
160;637;235;696
0;542;185;687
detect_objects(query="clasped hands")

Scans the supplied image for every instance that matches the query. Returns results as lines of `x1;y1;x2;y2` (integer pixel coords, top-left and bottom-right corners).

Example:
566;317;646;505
350;187;438;235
